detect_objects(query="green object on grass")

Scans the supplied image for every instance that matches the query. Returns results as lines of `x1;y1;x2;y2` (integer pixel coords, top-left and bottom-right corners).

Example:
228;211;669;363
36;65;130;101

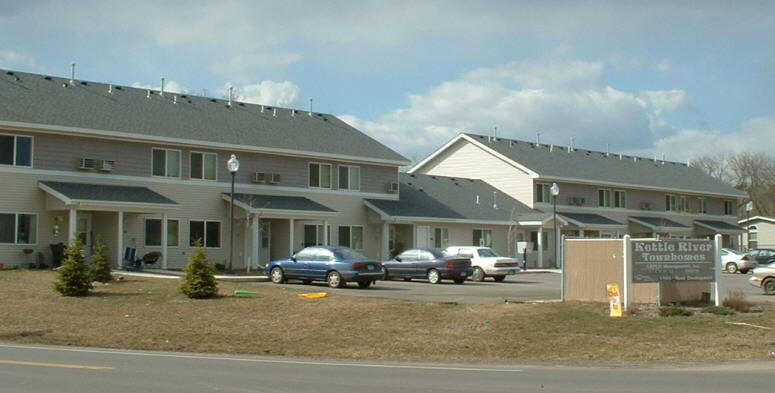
234;289;257;295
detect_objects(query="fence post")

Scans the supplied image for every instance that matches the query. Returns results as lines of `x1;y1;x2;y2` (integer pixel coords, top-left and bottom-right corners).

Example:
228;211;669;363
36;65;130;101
714;234;722;306
561;235;566;302
622;235;631;312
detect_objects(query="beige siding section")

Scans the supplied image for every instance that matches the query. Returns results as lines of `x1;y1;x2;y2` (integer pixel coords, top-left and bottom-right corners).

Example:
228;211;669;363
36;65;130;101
415;139;534;205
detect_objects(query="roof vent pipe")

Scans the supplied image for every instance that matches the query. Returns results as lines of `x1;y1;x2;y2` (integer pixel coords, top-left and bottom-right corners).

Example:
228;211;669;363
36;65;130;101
291;109;296;118
108;84;112;94
173;95;177;105
476;195;480;205
686;159;691;167
260;105;264;113
550;144;553;152
493;191;497;209
493;126;497;140
619;153;623;160
160;77;165;97
570;137;575;152
69;62;75;85
228;86;233;107
606;143;610;157
272;108;277;117
661;153;665;164
309;98;313;116
535;132;541;147
146;89;151;99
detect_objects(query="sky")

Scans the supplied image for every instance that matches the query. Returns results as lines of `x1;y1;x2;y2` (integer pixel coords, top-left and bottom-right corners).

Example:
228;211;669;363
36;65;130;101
1;0;773;164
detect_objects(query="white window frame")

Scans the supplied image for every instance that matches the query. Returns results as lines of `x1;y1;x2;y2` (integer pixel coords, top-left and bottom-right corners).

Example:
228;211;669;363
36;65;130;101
0;133;33;168
613;190;626;209
599;189;612;208
433;227;449;249
144;217;180;247
697;198;707;214
473;228;492;248
536;183;551;203
724;200;734;215
338;165;361;191
308;162;332;189
0;211;38;245
189;151;218;181
678;196;690;213
666;194;678;212
304;224;331;246
152;148;182;178
189;219;221;248
337;225;364;250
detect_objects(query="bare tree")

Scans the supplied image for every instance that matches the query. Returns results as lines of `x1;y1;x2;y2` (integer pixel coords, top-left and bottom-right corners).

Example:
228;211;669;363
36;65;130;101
693;152;775;217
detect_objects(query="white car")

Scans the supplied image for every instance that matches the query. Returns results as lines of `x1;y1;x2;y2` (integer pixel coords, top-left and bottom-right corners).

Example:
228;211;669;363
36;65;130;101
721;248;755;274
445;246;521;282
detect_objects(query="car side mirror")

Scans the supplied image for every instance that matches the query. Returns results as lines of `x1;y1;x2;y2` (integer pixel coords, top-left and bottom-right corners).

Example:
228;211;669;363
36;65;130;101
395;257;402;262
291;256;297;262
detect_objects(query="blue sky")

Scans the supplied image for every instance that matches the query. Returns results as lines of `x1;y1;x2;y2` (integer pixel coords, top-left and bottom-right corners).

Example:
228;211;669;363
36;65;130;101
1;0;773;163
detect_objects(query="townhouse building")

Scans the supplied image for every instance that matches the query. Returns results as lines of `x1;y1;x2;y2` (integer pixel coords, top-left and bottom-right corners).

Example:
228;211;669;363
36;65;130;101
0;69;409;269
409;133;746;267
738;216;775;250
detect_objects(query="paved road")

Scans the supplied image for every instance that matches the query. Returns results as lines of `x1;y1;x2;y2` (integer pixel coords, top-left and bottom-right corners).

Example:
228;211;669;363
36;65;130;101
253;270;774;305
1;344;773;393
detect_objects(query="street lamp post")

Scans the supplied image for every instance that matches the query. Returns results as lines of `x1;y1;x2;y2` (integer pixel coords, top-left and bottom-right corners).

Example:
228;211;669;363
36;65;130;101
745;201;753;251
227;154;240;273
550;183;560;269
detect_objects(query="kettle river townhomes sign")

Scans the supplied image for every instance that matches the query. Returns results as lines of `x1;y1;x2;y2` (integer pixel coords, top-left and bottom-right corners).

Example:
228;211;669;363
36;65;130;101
631;239;716;283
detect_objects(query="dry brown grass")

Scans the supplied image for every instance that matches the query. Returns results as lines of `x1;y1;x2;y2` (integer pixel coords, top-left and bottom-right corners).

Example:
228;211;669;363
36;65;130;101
2;270;775;362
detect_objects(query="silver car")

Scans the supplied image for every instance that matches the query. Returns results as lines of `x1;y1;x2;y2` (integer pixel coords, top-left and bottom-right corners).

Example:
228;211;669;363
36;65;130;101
722;248;756;274
749;262;775;295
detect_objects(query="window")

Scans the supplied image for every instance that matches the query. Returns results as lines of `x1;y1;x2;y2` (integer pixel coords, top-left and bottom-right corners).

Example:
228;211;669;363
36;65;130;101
304;224;331;247
665;195;677;212
433;227;449;249
614;190;627;208
338;165;360;191
144;218;180;247
338;225;363;250
189;220;220;248
698;198;707;214
0;213;37;244
724;200;734;215
309;163;332;188
152;148;181;178
599;189;612;207
0;134;33;167
749;225;758;249
536;183;551;203
473;229;492;247
190;152;217;180
530;231;548;251
678;196;690;213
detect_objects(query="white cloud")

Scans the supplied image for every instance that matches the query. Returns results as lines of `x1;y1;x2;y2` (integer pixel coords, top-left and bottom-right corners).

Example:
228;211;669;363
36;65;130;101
656;59;672;74
642;89;694;115
223;80;301;108
0;50;38;70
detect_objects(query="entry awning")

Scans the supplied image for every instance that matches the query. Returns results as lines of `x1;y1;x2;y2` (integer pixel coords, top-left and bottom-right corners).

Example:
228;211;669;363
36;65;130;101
224;193;337;218
628;216;692;232
559;213;625;229
39;181;179;212
695;220;745;234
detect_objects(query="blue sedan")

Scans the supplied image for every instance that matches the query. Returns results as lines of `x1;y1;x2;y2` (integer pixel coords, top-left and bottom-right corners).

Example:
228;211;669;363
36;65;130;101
382;248;472;284
265;246;383;288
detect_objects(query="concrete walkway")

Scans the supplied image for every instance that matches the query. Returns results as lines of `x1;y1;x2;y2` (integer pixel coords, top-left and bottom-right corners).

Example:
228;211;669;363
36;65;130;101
114;268;268;282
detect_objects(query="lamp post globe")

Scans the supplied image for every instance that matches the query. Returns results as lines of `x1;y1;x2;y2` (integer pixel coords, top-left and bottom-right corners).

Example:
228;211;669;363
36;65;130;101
550;183;559;268
228;154;239;273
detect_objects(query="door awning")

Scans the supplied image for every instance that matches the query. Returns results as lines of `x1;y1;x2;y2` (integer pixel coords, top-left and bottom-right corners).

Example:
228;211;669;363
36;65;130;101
224;193;337;218
559;213;625;229
39;181;179;212
695;220;745;234
628;216;692;232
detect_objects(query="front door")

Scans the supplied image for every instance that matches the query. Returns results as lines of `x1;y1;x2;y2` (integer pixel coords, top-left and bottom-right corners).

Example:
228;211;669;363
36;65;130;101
416;225;430;248
76;213;92;259
259;221;271;267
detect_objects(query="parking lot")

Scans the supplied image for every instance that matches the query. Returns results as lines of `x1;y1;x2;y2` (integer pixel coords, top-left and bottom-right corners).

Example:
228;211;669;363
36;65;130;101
255;271;774;305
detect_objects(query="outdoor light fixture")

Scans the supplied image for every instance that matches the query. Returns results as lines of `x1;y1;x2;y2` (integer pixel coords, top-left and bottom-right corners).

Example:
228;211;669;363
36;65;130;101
550;183;560;269
228;154;240;273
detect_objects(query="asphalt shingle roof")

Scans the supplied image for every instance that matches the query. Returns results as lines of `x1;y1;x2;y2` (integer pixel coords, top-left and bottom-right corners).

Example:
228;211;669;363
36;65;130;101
0;69;408;164
228;193;336;213
366;173;548;222
463;134;745;197
40;181;177;205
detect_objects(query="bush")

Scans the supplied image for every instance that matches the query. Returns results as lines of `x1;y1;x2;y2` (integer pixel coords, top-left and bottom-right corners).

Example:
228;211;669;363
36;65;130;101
53;236;93;296
722;290;751;313
88;235;113;282
659;305;692;317
702;305;735;315
180;240;218;299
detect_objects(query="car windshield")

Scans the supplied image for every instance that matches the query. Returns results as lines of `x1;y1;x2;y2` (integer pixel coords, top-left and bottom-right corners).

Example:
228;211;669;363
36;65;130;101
428;248;453;258
333;247;368;261
477;248;500;257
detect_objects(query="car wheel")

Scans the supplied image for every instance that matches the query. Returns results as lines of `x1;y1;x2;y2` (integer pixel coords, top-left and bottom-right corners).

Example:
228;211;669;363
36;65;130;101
270;267;285;284
763;278;775;295
471;267;485;282
493;275;506;282
301;279;313;285
740;269;749;274
382;268;390;280
427;269;441;284
725;262;738;274
327;271;345;288
453;278;465;284
403;277;412;281
357;280;372;289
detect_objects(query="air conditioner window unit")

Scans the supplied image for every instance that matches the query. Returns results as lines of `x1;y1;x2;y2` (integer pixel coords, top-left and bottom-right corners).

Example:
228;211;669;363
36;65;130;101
78;158;96;170
98;159;115;172
270;173;281;184
253;172;266;183
386;182;399;193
